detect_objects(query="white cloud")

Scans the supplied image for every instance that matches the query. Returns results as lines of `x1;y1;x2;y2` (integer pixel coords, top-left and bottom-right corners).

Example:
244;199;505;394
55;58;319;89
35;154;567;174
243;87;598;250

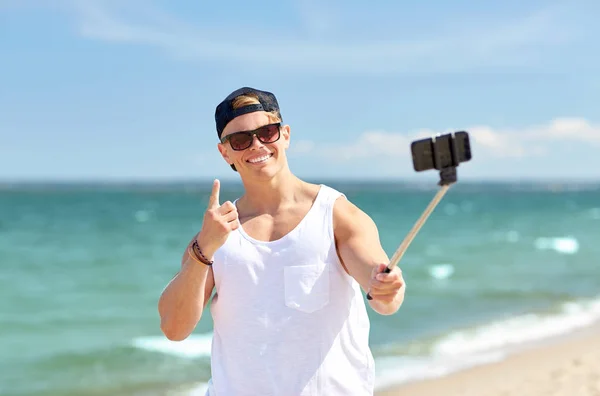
35;1;583;74
330;131;409;160
323;130;432;161
537;118;600;143
470;117;600;158
468;126;527;158
298;117;600;162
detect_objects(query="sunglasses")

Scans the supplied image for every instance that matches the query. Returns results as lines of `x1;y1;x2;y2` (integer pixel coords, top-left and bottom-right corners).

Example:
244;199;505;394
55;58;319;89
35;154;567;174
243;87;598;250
220;123;281;151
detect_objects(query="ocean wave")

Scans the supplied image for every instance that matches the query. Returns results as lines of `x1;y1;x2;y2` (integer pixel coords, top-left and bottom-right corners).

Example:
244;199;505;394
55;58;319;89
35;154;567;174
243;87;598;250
132;334;213;359
134;296;600;392
432;296;600;356
373;295;600;389
374;351;505;391
428;263;454;280
534;236;579;254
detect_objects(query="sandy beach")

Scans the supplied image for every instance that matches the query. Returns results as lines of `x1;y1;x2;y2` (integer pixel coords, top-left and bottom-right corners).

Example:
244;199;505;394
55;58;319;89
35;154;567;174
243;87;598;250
376;324;600;396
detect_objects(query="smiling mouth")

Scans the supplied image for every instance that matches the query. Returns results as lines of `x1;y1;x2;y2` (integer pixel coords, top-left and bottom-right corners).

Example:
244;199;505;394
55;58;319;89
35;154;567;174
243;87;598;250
246;153;273;164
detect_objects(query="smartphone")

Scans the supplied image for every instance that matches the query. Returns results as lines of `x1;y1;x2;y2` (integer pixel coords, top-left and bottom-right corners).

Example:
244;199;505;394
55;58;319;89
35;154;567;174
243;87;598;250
411;131;472;172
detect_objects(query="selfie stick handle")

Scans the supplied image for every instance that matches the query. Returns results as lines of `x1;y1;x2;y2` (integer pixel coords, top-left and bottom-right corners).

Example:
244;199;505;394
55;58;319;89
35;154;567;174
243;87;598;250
366;167;456;300
388;184;450;270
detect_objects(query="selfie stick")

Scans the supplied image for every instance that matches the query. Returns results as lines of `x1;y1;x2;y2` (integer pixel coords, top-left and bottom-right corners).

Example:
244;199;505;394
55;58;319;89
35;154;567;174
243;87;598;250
366;132;471;300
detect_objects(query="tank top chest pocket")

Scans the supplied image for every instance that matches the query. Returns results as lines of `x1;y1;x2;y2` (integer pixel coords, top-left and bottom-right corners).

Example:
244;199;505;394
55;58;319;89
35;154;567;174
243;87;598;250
283;262;330;313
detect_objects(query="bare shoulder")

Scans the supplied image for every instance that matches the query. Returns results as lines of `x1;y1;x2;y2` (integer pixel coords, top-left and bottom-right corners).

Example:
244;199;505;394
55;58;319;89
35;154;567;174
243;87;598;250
331;193;388;287
332;195;380;241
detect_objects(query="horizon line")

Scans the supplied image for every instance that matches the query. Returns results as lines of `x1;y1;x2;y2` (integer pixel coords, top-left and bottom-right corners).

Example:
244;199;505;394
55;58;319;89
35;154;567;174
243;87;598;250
0;177;598;185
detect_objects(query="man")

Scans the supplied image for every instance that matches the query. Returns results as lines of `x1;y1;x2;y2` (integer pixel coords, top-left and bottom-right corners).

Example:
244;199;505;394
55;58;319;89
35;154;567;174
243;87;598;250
158;87;406;396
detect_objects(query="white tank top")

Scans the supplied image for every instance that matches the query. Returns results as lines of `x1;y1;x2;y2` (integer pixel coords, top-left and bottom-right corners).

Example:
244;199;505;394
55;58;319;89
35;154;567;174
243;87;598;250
205;184;375;396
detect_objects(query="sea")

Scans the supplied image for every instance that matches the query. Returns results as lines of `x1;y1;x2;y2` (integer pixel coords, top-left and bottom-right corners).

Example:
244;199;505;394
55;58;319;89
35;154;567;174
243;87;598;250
1;180;599;396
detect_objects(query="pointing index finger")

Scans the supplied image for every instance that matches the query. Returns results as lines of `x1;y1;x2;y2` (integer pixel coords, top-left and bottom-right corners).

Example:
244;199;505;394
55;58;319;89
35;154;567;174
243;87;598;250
208;179;220;209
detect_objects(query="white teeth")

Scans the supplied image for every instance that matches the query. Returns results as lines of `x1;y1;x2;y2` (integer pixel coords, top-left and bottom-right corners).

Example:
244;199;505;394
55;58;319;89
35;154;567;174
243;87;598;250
248;154;271;163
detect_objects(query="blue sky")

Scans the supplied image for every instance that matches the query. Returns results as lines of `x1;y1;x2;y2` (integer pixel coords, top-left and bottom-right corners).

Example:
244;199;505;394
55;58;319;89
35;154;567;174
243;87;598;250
1;0;599;182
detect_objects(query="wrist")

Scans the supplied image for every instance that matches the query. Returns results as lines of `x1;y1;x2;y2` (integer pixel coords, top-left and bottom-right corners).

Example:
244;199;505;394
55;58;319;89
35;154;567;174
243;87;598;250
195;233;217;259
188;238;214;266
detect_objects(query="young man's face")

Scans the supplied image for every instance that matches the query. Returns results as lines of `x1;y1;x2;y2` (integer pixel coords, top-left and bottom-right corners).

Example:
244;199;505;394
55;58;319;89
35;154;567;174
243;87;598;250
218;111;291;178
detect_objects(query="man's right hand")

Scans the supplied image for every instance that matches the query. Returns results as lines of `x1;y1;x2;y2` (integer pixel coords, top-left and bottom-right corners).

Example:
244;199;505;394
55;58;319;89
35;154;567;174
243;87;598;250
195;179;239;258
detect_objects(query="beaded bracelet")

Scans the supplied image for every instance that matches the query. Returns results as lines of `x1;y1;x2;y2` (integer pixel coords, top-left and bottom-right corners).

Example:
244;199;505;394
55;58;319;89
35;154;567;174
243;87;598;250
188;239;214;266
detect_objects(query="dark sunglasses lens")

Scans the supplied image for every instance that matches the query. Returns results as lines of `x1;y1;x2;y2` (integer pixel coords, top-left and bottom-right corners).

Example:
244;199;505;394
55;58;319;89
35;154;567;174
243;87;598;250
229;133;253;150
257;125;280;143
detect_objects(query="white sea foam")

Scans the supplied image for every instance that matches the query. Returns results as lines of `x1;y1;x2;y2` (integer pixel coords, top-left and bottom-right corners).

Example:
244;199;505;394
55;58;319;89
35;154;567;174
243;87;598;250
534;236;579;254
374;352;505;391
432;296;600;357
372;295;600;389
132;333;213;358
428;263;454;280
183;383;209;396
138;297;600;393
164;382;209;396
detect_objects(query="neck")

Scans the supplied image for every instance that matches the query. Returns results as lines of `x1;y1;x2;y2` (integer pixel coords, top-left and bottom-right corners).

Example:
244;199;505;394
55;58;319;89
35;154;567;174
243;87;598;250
240;167;304;213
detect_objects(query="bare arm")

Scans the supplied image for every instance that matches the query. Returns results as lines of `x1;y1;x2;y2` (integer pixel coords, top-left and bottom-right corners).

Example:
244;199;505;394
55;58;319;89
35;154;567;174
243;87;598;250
158;179;238;340
333;196;406;315
158;237;215;341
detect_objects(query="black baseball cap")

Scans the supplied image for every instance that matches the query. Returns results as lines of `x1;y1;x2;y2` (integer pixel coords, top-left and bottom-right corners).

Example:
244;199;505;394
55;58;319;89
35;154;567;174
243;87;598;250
214;87;282;139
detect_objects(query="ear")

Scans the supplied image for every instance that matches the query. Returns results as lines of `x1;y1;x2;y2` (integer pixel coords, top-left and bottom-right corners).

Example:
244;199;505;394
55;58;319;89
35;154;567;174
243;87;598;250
217;143;233;165
281;124;291;149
